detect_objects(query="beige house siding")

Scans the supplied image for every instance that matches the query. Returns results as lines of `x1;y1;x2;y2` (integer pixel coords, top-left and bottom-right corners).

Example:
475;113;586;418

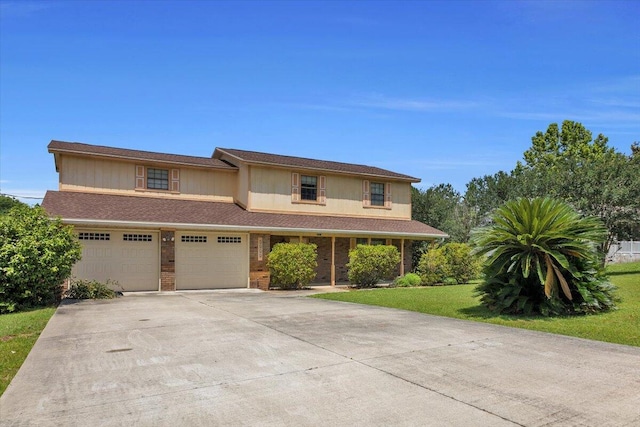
248;166;412;219
235;163;250;208
59;155;235;202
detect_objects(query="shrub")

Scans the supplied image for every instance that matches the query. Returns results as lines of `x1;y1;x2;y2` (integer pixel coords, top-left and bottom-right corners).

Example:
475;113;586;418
471;197;617;316
417;246;448;285
267;243;317;290
0;205;82;313
347;245;400;288
417;243;481;285
442;277;459;286
393;273;422;287
441;243;482;284
66;279;120;299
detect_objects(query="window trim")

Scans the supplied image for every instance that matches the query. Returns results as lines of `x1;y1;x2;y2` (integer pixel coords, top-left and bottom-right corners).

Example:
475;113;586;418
135;165;180;194
291;172;326;205
363;180;392;209
147;168;169;191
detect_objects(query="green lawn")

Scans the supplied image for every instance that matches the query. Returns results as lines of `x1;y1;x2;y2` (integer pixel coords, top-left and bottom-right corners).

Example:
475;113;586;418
0;307;56;396
313;261;640;347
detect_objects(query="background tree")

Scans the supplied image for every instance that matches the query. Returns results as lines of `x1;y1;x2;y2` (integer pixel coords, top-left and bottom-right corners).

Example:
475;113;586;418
464;171;514;224
411;184;461;238
518;120;613;170
0;195;25;215
411;184;472;267
462;121;639;258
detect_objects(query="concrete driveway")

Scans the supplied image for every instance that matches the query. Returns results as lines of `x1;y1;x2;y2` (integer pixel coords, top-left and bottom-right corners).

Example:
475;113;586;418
1;290;639;427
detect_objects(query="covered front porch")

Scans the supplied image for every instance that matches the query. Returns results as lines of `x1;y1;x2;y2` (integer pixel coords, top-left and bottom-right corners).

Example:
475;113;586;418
249;233;439;289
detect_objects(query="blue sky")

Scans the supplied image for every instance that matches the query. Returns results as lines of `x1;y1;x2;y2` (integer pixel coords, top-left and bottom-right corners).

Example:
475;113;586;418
1;0;638;203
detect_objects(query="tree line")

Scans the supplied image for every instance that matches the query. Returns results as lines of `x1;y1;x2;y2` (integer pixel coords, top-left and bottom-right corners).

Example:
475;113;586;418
412;120;640;258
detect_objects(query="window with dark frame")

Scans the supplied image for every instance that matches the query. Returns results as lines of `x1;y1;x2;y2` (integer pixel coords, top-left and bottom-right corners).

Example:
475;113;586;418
147;168;169;190
300;175;318;201
370;182;385;206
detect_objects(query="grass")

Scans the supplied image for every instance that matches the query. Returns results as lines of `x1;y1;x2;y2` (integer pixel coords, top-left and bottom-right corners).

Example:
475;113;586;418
313;261;640;347
0;307;56;396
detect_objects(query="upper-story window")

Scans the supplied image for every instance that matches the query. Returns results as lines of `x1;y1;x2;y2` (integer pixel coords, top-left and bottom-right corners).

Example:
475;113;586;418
370;182;385;206
136;165;180;192
147;168;169;190
363;180;391;209
301;175;317;201
292;172;326;205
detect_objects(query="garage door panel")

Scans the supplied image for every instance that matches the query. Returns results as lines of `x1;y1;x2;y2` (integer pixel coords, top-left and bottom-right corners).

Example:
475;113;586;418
176;233;247;290
73;230;159;292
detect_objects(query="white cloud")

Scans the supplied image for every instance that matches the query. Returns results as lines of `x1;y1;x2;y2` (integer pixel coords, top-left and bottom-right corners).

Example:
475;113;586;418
0;1;55;18
278;95;482;114
349;94;481;112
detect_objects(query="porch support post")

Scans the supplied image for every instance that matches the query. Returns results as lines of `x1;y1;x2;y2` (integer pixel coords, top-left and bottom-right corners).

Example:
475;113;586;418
400;238;405;276
331;236;336;287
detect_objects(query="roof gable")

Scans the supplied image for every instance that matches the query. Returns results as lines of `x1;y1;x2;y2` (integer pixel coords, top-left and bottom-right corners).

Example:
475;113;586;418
48;140;236;170
214;147;420;182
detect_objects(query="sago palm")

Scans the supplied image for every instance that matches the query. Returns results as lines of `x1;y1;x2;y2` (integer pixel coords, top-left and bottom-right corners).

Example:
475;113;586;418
471;197;616;316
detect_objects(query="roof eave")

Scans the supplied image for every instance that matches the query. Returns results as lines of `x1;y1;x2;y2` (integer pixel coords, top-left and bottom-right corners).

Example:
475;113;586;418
214;148;420;183
49;147;237;171
53;217;447;240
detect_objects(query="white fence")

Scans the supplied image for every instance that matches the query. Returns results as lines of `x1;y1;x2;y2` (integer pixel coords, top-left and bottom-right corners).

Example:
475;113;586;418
607;240;640;263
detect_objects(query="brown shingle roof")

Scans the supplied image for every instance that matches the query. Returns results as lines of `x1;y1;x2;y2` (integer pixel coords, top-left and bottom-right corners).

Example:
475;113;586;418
48;140;236;170
214;147;420;182
42;191;447;239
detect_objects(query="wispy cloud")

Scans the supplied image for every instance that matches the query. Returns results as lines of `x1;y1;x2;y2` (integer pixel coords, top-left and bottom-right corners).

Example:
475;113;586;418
349;94;481;112
0;1;55;18
499;109;640;123
279;94;482;114
587;75;640;94
384;157;505;171
588;98;640;109
494;75;640;128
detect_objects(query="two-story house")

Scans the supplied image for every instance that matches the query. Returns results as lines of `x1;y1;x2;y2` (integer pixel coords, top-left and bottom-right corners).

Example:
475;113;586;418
42;140;447;292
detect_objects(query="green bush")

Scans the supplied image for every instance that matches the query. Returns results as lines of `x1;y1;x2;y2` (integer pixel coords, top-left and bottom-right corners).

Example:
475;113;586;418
417;243;481;286
442;277;459;285
441;243;482;284
417;246;448;285
66;279;120;299
267;243;317;289
393;273;422;287
0;205;82;313
347;245;401;288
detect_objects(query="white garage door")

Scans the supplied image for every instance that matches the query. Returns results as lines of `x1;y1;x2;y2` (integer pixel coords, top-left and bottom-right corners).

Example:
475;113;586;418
73;230;159;292
176;232;248;289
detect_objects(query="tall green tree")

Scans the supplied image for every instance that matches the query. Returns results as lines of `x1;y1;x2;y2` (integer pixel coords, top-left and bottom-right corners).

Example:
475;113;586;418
464;171;514;223
518;120;613;170
471;198;617;316
412;184;477;267
463;121;640;257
